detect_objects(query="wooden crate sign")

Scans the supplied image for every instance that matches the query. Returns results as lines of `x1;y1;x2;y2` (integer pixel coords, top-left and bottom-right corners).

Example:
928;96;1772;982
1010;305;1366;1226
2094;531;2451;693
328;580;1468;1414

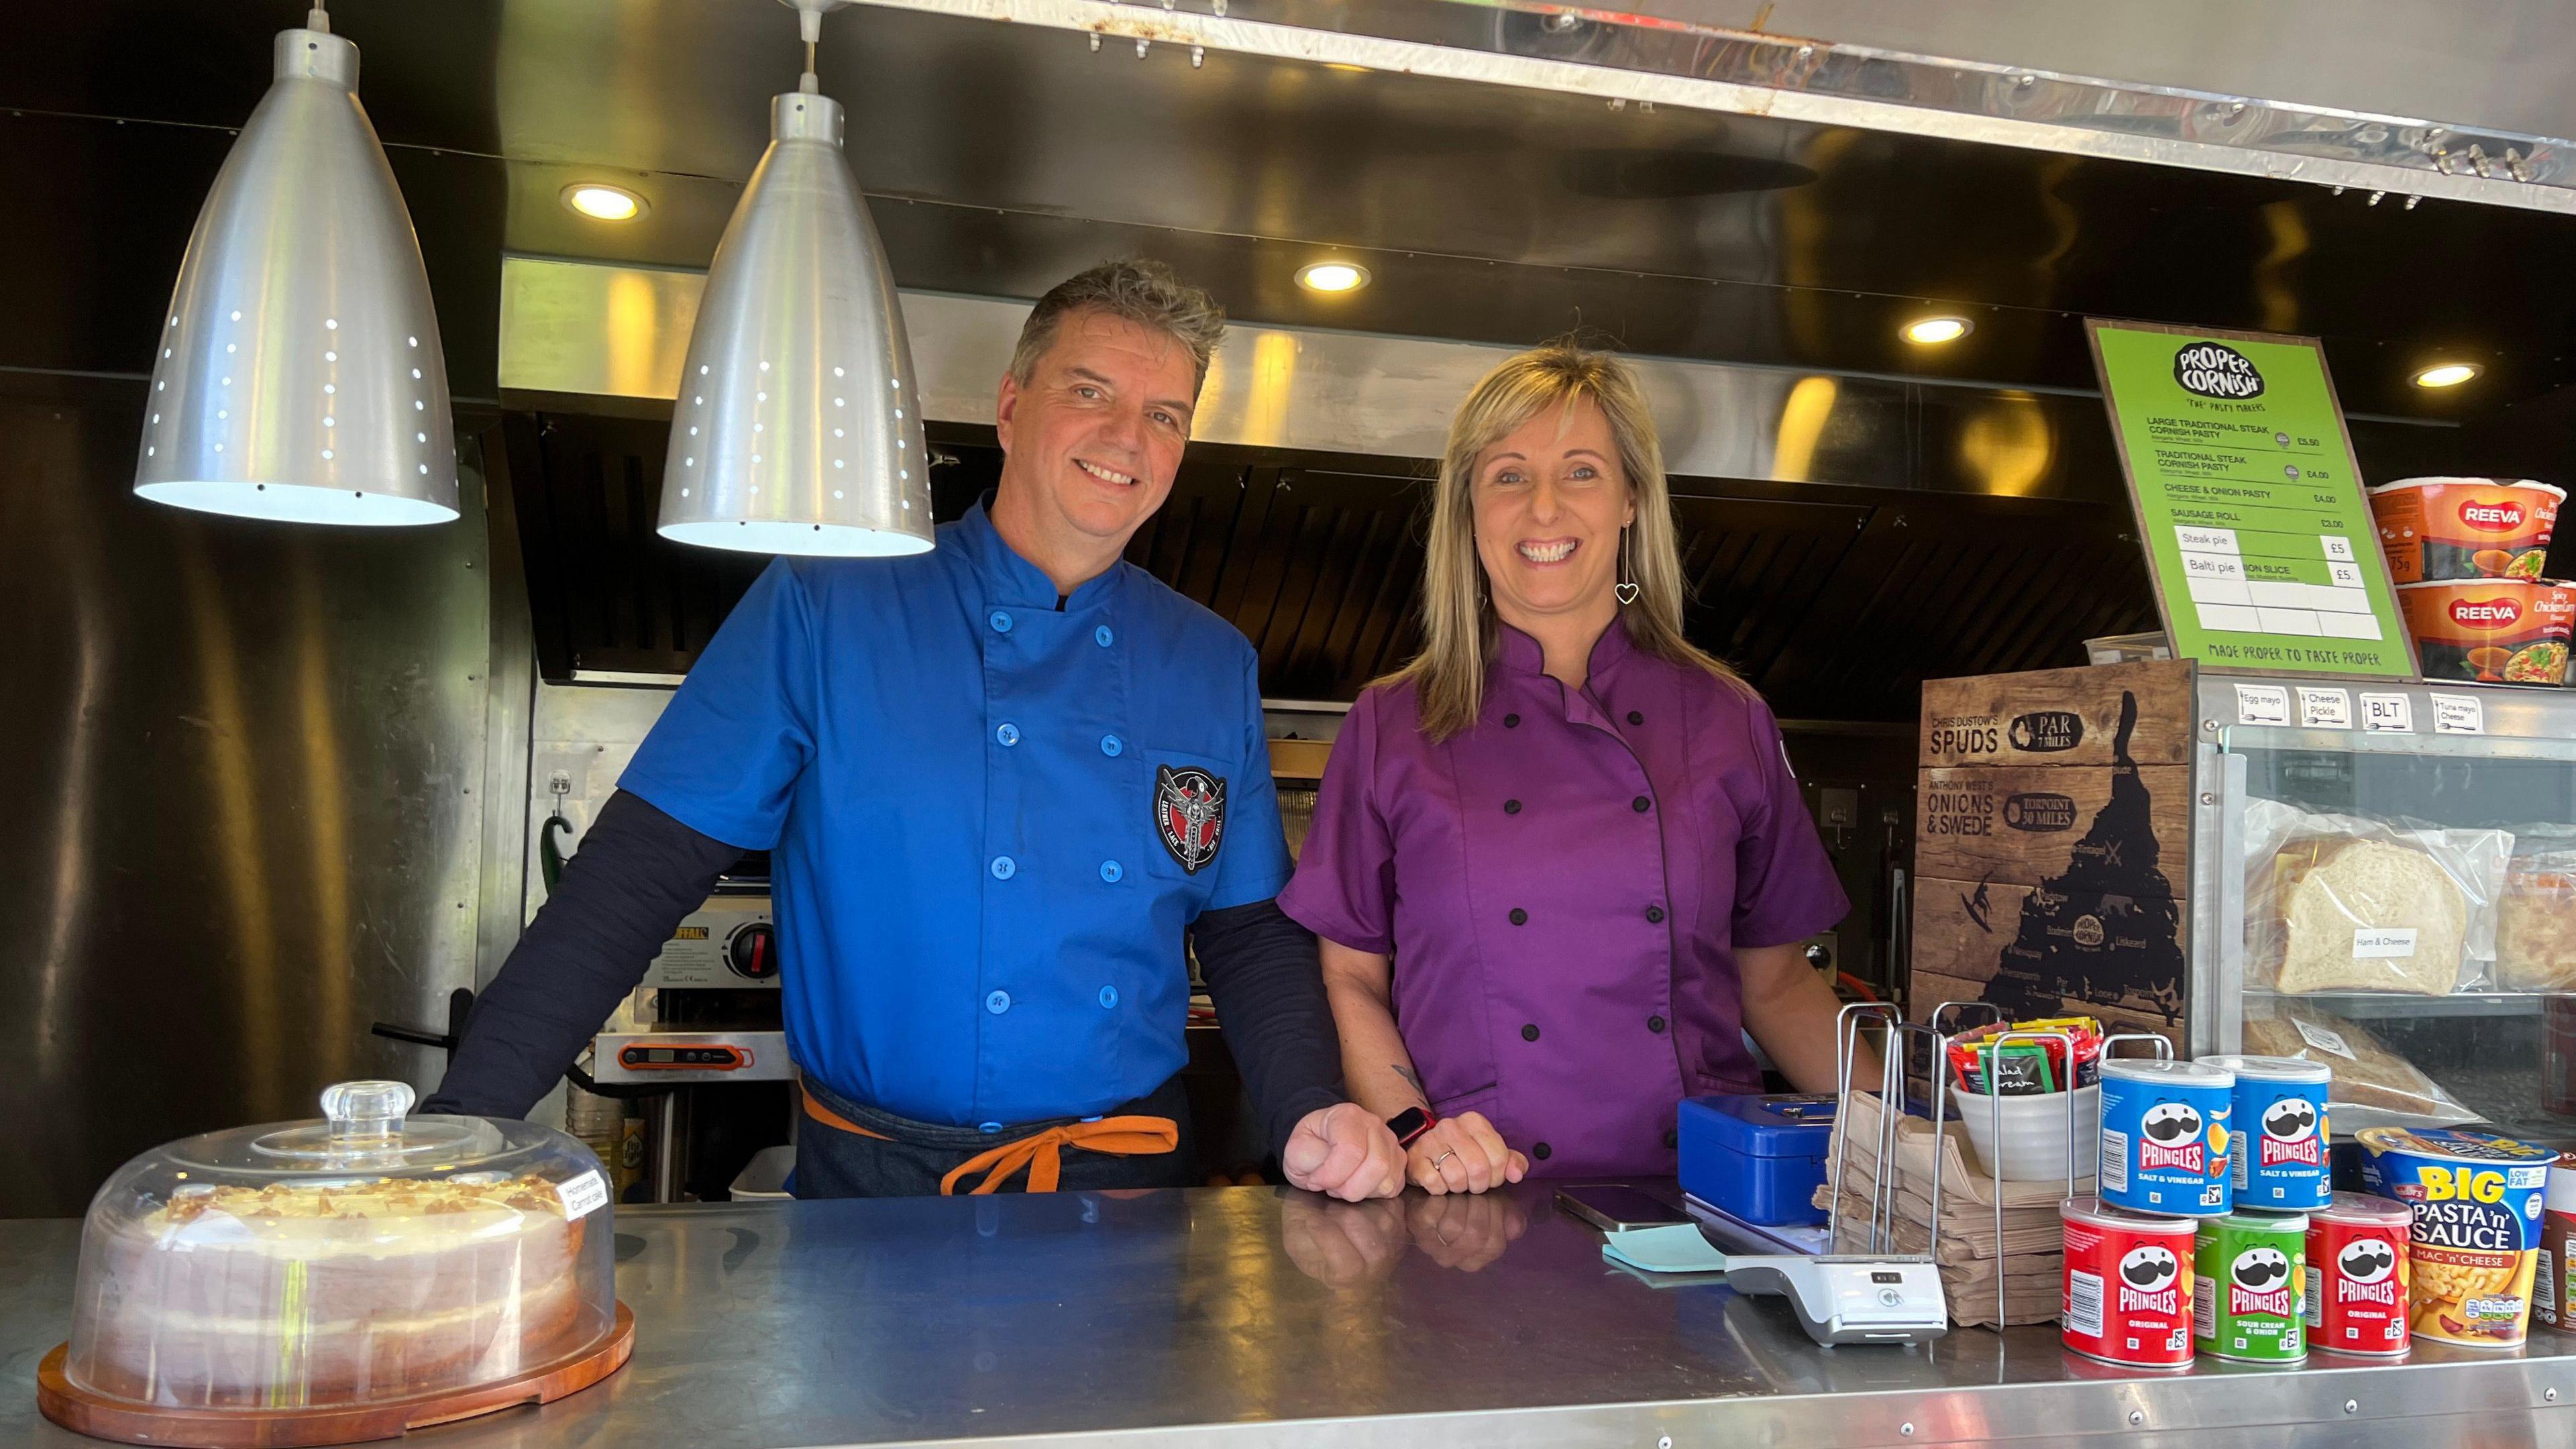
1913;875;2187;1046
1909;660;2195;1054
1917;765;2191;885
1919;659;2194;770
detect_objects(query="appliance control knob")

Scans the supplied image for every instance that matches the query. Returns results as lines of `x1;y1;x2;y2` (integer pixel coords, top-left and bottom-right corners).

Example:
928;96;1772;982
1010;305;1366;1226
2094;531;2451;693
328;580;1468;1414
727;922;779;980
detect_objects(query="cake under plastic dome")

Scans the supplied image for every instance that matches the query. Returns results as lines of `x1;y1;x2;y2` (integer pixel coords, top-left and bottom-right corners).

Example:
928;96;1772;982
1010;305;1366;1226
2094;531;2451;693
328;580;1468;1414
44;1080;627;1442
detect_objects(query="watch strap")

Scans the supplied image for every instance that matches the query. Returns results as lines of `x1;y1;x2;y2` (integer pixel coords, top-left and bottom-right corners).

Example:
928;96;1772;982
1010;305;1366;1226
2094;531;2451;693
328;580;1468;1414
1386;1104;1437;1148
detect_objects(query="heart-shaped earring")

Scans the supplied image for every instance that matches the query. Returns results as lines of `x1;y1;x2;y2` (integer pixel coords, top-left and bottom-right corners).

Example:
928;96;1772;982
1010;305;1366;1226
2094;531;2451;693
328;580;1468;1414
1615;581;1640;604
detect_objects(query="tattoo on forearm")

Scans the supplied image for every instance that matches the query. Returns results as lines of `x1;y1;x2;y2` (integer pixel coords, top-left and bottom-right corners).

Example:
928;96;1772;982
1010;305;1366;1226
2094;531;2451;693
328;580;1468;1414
1391;1064;1428;1104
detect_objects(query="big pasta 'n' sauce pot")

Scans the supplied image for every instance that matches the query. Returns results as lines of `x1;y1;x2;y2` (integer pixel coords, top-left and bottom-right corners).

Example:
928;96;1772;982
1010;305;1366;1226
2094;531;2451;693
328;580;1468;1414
2358;1126;2555;1349
2396;578;2575;686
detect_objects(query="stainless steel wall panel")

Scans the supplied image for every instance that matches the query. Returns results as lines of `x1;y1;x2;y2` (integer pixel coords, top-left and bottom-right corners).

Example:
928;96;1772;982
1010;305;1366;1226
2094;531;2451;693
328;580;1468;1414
474;425;541;989
0;372;490;1219
16;12;2576;421
499;258;2110;496
1644;0;2576;153
849;0;2576;213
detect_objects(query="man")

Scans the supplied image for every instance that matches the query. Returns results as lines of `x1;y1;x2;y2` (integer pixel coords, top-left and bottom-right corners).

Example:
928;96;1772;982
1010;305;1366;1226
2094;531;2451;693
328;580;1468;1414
426;260;1407;1200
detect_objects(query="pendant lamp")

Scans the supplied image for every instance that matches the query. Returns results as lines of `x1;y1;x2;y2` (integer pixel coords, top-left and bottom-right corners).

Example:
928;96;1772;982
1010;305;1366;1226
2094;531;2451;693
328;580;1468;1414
135;6;457;526
657;0;933;556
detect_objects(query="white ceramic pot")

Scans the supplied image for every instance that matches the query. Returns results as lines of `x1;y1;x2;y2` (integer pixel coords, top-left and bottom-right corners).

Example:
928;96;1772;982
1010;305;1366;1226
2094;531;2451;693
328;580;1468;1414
1948;1082;2100;1183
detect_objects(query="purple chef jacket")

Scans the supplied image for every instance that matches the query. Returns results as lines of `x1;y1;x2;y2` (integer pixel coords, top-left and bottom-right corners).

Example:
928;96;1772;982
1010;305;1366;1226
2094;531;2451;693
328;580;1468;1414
1279;620;1849;1178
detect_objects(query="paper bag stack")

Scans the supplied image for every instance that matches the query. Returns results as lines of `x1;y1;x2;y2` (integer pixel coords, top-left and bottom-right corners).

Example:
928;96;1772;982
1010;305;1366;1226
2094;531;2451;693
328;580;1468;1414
1811;1091;2084;1328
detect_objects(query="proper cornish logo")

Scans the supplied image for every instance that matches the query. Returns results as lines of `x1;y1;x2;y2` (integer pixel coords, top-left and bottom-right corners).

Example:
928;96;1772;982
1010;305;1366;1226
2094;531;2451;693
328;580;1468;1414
1154;764;1228;874
2174;342;2265;400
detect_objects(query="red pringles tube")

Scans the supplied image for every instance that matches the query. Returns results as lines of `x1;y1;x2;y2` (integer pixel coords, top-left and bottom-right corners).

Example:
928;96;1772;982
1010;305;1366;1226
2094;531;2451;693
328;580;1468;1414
2062;1197;2196;1368
2306;1192;2412;1357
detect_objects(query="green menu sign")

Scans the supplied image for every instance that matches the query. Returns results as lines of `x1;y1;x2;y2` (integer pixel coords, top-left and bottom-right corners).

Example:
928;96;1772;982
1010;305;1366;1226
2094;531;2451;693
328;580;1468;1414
2088;321;2418;678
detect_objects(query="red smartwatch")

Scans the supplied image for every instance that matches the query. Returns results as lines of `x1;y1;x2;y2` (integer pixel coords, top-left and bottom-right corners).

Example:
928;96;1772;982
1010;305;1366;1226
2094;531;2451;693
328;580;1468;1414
1385;1105;1438;1148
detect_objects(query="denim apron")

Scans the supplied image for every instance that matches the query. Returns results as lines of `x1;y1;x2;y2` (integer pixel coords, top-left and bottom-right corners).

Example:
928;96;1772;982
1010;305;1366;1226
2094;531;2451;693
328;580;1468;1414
795;1073;1197;1197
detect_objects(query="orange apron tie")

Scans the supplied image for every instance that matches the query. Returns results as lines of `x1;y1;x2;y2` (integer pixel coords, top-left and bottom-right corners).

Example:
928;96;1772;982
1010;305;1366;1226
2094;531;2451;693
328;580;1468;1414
936;1116;1179;1195
800;1086;1177;1195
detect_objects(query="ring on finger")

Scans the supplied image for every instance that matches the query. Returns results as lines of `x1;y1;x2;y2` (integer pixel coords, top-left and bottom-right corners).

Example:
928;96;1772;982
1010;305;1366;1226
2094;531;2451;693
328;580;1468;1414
1428;1149;1456;1169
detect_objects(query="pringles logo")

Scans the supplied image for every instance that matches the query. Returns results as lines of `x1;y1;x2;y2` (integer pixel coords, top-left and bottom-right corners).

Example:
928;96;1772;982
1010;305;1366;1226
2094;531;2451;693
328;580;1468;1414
2259;1097;2325;1167
2229;1246;2295;1318
2138;1102;2206;1173
2232;1284;2294;1316
2461;499;2527;533
2141;1140;2204;1173
2174;342;2266;399
2118;1244;2182;1316
2009;710;2084;752
2337;1238;2400;1305
2450;596;2523;631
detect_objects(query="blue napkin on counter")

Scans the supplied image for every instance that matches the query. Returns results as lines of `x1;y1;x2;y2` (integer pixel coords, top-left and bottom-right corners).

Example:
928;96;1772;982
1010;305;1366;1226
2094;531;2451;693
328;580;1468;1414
1601;1223;1731;1275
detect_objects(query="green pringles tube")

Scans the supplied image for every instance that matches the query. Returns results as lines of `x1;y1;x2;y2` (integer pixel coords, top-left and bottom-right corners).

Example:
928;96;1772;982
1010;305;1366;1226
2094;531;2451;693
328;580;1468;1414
2194;1210;2309;1362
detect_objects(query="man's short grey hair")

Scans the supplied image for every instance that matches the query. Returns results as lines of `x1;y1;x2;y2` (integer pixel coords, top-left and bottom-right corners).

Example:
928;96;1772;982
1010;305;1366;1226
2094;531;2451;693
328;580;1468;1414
1007;259;1228;394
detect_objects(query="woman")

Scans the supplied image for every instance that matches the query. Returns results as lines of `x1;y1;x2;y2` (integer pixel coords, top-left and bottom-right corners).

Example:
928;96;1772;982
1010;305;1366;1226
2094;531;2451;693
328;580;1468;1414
1278;342;1853;1193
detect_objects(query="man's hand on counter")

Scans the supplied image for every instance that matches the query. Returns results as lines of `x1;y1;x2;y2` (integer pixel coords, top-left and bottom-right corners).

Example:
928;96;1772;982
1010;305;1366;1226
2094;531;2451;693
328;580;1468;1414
1281;1102;1408;1201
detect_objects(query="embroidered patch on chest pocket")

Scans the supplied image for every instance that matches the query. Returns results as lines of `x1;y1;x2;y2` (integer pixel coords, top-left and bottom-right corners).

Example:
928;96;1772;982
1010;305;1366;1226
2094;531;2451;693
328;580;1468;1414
1154;764;1228;874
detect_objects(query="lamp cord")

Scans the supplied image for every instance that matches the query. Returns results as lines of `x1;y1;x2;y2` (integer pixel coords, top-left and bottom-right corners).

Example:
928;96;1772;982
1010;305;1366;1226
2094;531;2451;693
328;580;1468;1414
796;1;826;94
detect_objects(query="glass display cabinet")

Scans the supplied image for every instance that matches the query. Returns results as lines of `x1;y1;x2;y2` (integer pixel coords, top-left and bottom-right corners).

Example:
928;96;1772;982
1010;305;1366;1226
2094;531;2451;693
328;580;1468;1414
2196;674;2576;1141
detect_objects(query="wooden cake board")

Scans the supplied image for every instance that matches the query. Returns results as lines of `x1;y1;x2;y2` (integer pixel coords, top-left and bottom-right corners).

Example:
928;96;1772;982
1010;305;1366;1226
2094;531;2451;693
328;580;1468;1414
38;1301;634;1447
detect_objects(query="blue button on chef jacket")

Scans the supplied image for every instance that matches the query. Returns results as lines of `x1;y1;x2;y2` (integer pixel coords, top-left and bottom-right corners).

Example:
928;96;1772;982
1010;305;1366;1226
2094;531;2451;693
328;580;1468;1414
619;502;1291;1127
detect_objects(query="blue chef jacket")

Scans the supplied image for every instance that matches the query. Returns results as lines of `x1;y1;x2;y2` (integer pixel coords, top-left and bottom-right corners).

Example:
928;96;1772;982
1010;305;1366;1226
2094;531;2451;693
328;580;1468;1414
620;501;1291;1128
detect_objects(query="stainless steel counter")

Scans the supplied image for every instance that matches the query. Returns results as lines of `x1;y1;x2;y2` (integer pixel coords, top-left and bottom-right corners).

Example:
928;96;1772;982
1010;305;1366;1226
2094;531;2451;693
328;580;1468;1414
9;1183;2576;1448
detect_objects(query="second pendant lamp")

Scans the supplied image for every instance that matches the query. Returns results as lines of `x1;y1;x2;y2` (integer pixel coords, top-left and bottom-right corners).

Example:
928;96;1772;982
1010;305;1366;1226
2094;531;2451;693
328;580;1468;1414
659;0;933;557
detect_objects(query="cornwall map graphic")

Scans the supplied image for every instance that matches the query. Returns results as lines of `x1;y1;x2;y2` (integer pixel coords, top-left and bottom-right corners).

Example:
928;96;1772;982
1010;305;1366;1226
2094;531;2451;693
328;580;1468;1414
1972;690;2188;1026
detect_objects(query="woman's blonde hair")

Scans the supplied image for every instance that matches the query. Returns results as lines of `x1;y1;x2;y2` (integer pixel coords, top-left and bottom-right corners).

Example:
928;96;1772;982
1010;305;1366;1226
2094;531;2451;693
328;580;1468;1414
1389;340;1746;739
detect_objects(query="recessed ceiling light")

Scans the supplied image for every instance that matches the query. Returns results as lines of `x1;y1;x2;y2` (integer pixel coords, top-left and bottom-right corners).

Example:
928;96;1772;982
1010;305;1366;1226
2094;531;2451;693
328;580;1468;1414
2411;362;2480;388
1901;315;1972;345
564;184;645;222
1296;260;1369;294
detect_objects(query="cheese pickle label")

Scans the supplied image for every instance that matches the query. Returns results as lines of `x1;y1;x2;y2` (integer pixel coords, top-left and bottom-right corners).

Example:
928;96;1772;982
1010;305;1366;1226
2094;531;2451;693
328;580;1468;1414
2358;1127;2553;1348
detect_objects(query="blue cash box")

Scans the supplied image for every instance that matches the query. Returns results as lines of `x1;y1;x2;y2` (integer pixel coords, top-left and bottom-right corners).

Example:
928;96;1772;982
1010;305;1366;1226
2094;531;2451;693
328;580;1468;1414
1677;1093;1838;1227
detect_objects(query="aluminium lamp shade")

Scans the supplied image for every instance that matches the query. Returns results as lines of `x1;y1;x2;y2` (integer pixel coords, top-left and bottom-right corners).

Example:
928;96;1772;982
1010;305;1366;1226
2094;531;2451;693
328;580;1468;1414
659;91;932;555
135;26;458;526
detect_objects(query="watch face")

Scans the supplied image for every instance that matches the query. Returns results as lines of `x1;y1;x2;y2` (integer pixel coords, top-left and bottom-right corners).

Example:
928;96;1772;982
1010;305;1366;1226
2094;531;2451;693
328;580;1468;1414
1386;1107;1432;1145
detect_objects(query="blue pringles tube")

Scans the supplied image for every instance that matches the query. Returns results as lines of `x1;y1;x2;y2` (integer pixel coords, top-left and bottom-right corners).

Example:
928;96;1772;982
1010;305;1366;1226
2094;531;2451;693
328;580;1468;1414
2098;1059;2237;1217
2204;1053;2332;1211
